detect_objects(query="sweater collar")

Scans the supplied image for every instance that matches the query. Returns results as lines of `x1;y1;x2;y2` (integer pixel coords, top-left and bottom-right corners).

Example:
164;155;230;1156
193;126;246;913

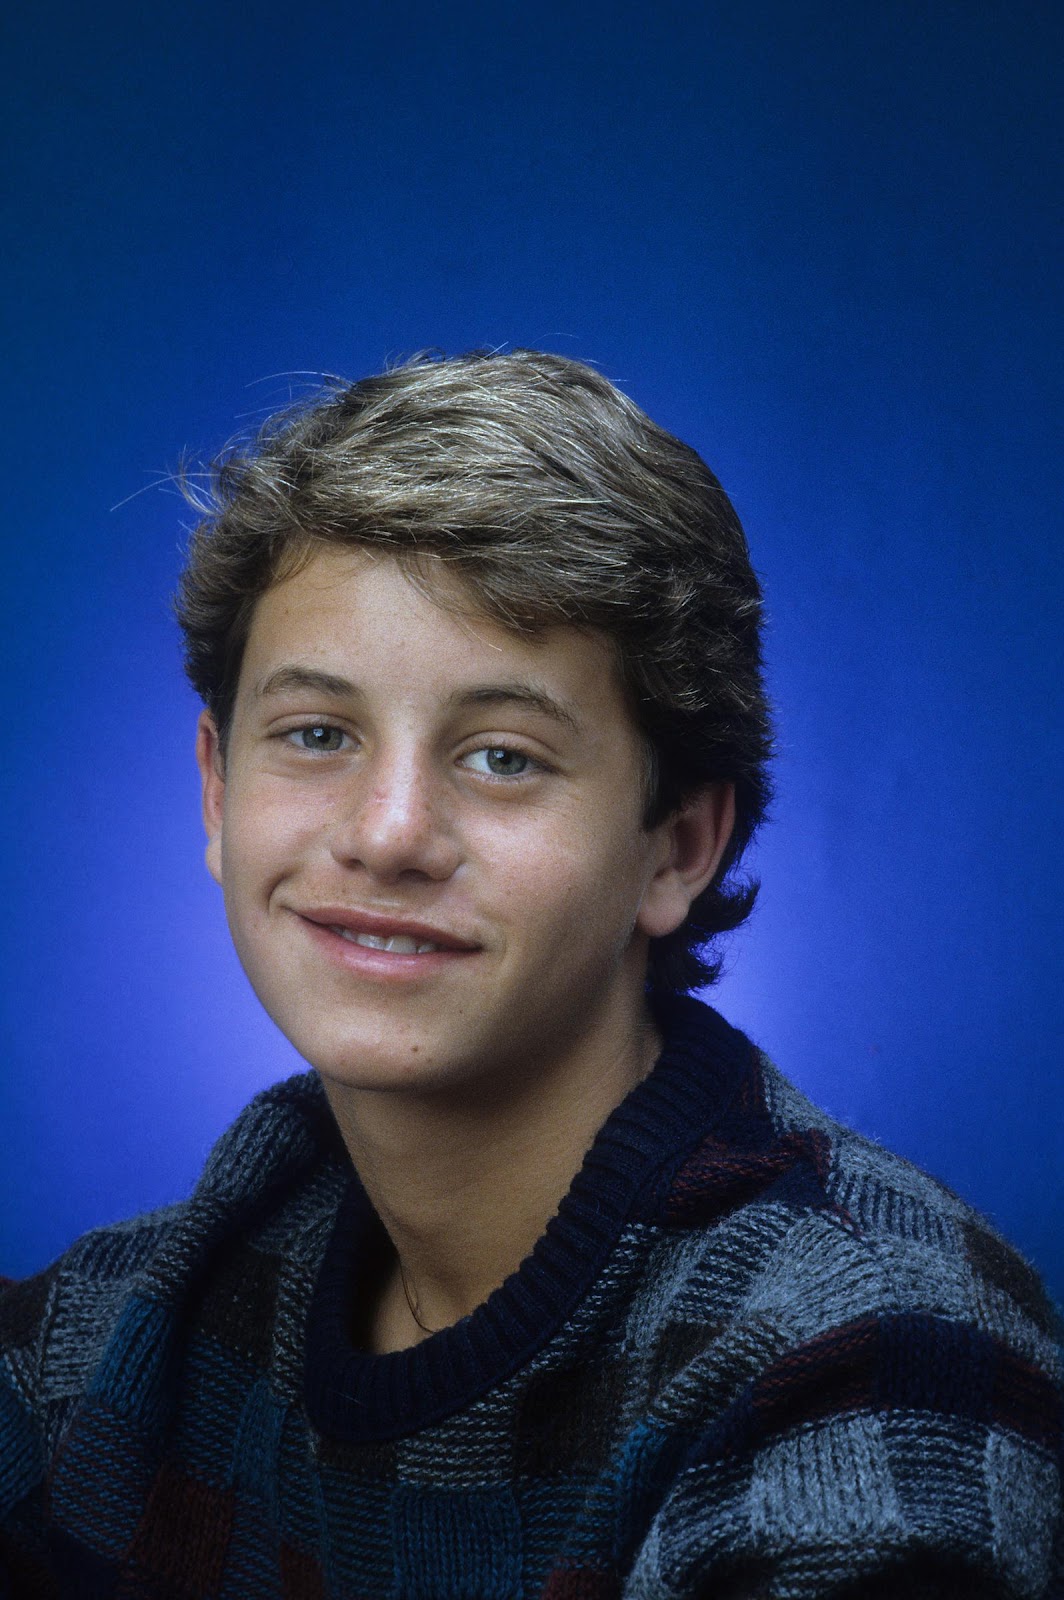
303;994;755;1443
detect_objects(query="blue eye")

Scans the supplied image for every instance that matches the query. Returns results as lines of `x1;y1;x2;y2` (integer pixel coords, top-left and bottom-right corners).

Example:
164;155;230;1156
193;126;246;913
295;725;346;753
463;747;533;777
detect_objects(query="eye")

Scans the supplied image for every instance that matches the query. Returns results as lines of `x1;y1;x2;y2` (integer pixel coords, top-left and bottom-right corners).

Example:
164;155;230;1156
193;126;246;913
289;724;348;754
461;746;535;778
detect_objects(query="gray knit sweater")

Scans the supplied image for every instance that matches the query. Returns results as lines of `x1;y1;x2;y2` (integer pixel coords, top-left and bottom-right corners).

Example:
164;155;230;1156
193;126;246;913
1;997;1061;1597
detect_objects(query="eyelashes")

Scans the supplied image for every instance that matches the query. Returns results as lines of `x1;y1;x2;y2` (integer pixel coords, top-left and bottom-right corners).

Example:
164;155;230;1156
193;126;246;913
279;725;548;780
458;747;538;778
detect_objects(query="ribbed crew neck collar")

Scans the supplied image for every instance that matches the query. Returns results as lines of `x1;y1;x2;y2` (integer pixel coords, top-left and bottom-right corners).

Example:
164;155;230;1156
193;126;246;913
303;994;752;1443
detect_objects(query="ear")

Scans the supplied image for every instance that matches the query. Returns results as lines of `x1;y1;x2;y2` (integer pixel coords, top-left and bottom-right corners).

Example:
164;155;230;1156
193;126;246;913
636;783;737;940
195;710;226;887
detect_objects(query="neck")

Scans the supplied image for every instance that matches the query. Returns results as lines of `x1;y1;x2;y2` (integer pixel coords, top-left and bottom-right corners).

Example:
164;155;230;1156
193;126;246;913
320;996;661;1352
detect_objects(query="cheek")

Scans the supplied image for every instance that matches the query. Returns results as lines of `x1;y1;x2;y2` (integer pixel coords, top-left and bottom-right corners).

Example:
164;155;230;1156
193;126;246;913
223;784;322;875
494;819;648;947
473;825;578;931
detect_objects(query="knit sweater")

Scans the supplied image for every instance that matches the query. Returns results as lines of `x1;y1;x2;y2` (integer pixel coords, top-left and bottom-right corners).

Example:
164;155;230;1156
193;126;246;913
1;997;1061;1599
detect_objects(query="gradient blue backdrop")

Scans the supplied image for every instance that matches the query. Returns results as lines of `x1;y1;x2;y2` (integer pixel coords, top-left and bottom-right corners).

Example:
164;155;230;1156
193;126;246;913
2;2;1061;1303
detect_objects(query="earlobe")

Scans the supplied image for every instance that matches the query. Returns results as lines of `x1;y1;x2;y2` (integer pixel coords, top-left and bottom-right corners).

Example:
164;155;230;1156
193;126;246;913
195;710;226;887
636;783;736;940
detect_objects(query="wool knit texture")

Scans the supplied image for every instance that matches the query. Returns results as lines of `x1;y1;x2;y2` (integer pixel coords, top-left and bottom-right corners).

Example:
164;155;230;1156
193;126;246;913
1;996;1061;1599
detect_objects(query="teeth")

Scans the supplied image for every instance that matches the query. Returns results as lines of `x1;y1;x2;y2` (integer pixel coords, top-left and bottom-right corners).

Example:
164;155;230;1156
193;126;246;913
366;934;420;954
331;927;440;955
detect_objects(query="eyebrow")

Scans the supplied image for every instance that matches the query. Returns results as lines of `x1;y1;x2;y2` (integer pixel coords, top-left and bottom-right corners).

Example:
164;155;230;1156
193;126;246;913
446;683;581;734
254;665;581;733
255;665;358;701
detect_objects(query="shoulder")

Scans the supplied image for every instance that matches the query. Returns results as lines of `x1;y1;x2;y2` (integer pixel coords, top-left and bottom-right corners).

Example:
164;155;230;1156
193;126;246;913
638;1026;1060;1367
0;1071;339;1415
760;1051;1061;1364
0;1200;186;1402
621;1023;1063;1598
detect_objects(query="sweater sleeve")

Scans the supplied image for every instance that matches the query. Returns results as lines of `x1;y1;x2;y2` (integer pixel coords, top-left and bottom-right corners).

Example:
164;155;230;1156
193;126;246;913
621;1310;1063;1600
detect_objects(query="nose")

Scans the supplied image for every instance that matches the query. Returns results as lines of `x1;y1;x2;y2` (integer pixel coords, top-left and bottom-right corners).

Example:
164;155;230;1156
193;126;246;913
327;748;461;884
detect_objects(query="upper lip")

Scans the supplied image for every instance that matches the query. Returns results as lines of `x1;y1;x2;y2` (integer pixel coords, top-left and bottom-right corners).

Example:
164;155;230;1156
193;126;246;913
295;906;480;951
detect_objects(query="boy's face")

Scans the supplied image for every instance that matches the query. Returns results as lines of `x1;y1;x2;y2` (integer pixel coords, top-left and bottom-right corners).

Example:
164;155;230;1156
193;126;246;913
197;547;731;1098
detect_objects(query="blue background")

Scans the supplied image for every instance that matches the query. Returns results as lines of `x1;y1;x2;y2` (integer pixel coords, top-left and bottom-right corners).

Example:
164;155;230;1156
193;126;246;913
2;3;1061;1303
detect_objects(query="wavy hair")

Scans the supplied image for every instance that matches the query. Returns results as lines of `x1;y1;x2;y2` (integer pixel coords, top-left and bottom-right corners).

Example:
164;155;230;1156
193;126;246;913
176;350;773;990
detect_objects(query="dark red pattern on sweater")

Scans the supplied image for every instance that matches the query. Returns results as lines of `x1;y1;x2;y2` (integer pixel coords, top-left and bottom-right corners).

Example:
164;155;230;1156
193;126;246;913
540;1565;622;1600
750;1313;1062;1452
127;1463;235;1593
664;1128;834;1226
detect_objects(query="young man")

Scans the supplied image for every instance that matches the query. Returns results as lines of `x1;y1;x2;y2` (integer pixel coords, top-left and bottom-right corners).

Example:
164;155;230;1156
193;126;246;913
1;351;1060;1597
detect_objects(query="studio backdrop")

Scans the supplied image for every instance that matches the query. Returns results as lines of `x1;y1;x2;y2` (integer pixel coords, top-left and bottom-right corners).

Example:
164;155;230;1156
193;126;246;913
2;1;1061;1305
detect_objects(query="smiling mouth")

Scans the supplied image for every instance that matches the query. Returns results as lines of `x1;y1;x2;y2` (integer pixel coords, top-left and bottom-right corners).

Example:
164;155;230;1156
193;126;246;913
329;927;441;955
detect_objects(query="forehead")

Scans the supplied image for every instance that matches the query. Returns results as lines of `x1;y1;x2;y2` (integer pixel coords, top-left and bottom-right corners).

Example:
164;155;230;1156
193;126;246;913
238;545;631;725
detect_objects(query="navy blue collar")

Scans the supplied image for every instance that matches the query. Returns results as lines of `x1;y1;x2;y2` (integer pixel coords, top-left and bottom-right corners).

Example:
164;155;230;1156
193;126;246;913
304;994;754;1443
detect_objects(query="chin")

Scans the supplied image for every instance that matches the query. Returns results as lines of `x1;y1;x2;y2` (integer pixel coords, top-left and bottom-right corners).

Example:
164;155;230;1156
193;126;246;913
302;1036;478;1097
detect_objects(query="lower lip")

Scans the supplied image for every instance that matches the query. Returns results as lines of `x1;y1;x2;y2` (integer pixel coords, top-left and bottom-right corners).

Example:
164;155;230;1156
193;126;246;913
298;917;479;981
